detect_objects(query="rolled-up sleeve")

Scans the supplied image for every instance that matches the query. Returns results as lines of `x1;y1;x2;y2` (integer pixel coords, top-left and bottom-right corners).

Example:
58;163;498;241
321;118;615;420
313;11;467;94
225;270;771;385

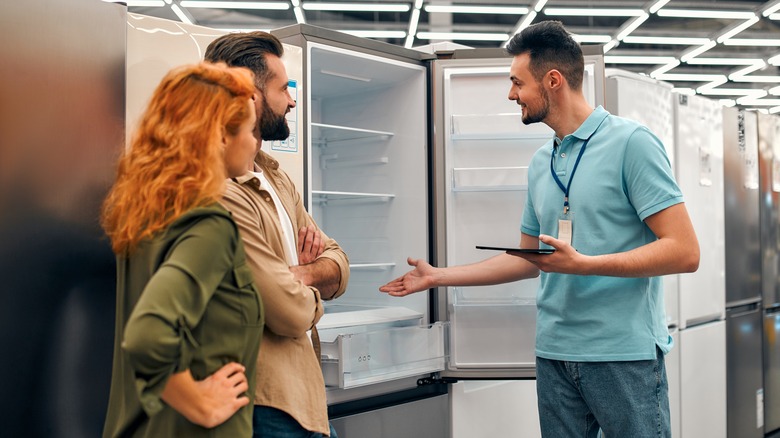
121;216;236;416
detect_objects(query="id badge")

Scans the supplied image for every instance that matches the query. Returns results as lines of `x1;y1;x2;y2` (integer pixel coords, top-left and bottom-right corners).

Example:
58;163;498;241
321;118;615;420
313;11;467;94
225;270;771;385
558;211;573;246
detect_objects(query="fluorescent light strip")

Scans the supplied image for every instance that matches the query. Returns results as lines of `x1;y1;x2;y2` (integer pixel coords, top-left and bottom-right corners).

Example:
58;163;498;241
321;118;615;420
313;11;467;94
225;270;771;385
339;30;406;38
770;85;780;95
649;0;671;14
572;34;612;44
771;13;780;20
737;97;780;106
512;10;537;36
698;88;769;96
602;39;618;53
655;73;726;82
716;16;759;43
656;9;755;19
720;99;737;107
293;6;305;23
534;0;548;12
688;57;765;65
414;0;423;9
181;1;289;8
680;40;715;62
302;3;409;12
291;0;299;6
763;2;780;17
406;8;420;48
544;8;645;17
650;59;680;78
417;32;509;41
616;12;649;41
771;106;780;114
605;55;678;64
622;36;710;45
425;5;527;14
728;61;767;80
769;55;780;66
724;38;780;46
170;4;193;24
730;76;780;83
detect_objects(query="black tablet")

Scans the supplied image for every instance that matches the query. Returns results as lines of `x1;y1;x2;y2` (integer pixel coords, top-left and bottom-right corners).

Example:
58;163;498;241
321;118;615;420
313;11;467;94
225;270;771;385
476;245;555;254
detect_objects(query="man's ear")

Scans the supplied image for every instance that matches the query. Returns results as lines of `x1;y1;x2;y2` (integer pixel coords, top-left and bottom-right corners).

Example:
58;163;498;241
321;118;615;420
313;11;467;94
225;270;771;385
546;69;565;90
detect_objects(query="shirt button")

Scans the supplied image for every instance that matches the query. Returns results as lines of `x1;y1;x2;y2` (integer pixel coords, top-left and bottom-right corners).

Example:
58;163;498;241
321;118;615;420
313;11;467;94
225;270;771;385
265;197;271;202
561;152;566;158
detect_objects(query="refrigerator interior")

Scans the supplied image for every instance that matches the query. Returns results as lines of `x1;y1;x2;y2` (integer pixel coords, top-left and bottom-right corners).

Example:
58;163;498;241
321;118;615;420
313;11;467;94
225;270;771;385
435;51;604;377
301;40;447;395
673;93;725;328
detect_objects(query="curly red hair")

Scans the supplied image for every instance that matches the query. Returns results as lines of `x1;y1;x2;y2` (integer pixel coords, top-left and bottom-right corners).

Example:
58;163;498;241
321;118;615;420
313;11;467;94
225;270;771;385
102;62;254;254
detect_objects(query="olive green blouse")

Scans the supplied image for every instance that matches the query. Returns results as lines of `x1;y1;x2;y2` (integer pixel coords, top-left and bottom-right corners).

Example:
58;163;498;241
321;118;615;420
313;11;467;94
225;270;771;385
103;204;263;438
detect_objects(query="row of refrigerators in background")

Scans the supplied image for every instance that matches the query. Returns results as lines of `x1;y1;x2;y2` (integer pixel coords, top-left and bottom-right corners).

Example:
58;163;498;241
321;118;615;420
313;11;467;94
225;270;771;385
127;13;780;438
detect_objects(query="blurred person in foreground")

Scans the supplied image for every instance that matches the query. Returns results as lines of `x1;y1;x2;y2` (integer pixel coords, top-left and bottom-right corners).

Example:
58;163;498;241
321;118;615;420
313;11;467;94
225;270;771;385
205;32;350;438
101;62;264;437
380;21;699;438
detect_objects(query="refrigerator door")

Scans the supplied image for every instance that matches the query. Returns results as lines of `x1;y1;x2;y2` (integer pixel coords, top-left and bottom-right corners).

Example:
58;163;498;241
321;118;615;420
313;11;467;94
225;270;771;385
272;26;446;402
433;50;605;378
723;108;762;306
765;309;780;434
673;93;726;328
725;304;764;438
758;113;780;309
666;328;681;438
679;321;727;438
604;70;680;327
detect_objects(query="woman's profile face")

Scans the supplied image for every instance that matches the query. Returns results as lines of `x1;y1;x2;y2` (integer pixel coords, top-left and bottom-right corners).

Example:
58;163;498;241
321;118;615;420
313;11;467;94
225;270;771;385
224;100;259;178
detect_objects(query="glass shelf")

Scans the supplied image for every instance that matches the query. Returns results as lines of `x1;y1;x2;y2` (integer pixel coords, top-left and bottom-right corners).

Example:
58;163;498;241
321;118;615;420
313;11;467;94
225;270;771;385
312;122;394;144
349;263;396;270
451;166;528;192
312;190;395;203
450;113;552;141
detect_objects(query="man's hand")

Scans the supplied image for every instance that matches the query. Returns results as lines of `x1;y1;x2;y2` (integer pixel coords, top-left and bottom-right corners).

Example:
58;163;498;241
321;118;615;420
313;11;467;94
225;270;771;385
297;225;324;265
379;257;439;297
161;362;250;429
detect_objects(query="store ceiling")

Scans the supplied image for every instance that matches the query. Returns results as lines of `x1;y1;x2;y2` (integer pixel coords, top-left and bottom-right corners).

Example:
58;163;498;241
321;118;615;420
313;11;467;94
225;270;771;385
119;0;780;112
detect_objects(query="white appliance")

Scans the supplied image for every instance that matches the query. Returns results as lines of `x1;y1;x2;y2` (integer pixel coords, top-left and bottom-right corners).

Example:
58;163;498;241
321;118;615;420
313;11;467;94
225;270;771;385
605;70;727;438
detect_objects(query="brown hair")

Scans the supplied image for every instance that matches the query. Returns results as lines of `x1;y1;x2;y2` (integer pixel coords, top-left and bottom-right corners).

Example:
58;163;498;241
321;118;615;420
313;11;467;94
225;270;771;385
101;62;254;254
505;21;584;90
205;31;284;92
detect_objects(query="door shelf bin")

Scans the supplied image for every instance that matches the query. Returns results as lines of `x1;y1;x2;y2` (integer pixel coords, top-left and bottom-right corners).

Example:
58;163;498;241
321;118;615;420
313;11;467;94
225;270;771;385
449;289;537;369
320;322;448;389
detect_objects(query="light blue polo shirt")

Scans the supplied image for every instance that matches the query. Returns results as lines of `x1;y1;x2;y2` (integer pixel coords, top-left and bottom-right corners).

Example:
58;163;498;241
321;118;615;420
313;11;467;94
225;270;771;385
521;106;682;362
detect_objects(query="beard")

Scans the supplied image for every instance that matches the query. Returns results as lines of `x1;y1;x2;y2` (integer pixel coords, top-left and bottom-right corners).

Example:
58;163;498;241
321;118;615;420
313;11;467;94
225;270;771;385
521;87;550;125
259;104;290;141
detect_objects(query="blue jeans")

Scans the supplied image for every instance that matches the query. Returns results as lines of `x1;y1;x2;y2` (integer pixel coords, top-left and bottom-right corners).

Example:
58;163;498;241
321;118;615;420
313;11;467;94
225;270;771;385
536;348;671;438
253;405;338;438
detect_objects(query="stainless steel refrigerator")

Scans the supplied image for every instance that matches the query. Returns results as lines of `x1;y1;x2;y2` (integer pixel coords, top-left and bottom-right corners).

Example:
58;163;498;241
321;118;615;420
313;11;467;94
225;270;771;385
272;24;606;437
724;107;764;438
605;70;727;438
758;112;780;436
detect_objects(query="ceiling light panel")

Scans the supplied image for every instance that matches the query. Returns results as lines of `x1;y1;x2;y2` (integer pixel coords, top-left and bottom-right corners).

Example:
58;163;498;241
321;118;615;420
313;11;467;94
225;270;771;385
543;8;645;17
180;1;289;8
622;36;711;45
656;9;756;19
416;32;509;41
424;5;528;14
302;3;410;12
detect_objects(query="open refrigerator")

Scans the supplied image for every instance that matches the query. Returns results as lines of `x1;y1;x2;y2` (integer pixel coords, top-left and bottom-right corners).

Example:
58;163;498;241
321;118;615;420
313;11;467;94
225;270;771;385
273;24;606;437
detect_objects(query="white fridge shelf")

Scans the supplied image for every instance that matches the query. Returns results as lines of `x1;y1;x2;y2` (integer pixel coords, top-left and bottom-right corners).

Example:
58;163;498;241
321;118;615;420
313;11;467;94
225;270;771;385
312;122;394;144
450;113;552;140
312;190;395;203
451;166;529;192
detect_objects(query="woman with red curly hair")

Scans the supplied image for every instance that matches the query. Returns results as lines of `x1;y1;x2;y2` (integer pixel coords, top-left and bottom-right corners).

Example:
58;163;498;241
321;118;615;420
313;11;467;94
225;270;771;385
101;62;263;438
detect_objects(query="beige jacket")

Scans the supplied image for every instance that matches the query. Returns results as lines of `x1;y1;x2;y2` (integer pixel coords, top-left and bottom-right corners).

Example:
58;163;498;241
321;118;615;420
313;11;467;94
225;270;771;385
220;151;349;435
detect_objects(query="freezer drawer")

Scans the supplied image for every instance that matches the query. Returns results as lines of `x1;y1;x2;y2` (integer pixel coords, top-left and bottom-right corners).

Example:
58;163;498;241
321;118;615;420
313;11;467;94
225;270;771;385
726;305;764;438
765;310;780;433
320;322;447;389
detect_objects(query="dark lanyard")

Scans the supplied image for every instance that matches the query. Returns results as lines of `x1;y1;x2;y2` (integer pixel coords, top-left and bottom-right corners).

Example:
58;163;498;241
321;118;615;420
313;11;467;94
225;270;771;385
550;137;590;214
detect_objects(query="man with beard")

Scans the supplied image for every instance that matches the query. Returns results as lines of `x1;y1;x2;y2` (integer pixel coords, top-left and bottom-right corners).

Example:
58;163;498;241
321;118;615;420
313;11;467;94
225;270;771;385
380;21;699;438
205;32;349;438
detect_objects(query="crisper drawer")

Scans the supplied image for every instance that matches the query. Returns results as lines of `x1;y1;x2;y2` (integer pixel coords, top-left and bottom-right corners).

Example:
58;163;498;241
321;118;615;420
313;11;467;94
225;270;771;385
321;322;448;389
